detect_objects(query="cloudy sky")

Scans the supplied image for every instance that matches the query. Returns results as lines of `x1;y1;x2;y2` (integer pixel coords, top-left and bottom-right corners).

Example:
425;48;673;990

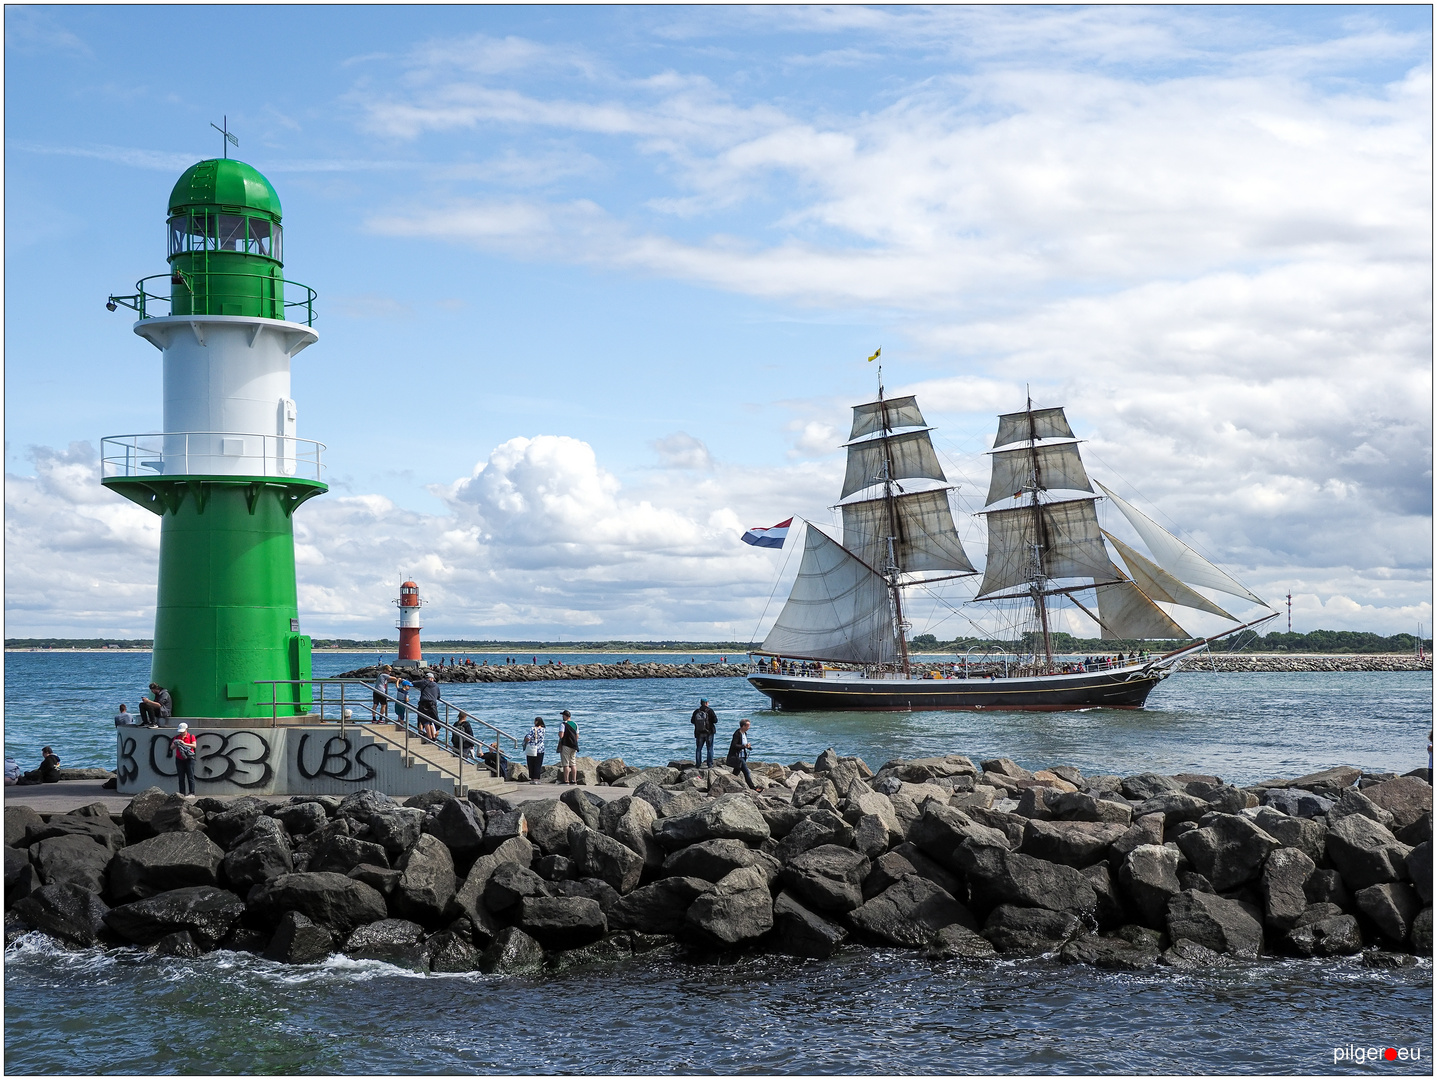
5;5;1431;642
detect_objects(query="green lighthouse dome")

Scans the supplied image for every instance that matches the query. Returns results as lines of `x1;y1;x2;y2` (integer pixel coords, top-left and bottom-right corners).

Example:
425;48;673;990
169;158;282;221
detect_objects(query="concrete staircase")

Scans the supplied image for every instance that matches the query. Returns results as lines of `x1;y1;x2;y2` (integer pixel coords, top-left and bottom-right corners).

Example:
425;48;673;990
361;723;512;798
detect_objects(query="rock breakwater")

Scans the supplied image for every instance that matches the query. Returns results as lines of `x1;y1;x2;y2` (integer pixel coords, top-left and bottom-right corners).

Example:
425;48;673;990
1171;654;1431;673
339;661;746;683
6;753;1430;975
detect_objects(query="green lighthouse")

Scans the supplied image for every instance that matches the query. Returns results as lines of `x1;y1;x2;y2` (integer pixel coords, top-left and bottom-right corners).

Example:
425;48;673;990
104;157;324;719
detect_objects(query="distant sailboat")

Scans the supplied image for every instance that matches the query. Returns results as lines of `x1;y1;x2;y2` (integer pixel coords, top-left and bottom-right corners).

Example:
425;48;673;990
747;376;1276;711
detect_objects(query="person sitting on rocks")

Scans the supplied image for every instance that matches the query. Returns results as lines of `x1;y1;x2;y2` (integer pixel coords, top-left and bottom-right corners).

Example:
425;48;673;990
726;719;758;791
139;682;172;726
17;746;62;785
481;740;511;777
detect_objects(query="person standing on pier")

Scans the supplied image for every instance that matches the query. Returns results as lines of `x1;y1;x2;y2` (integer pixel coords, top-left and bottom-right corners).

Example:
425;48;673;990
418;672;441;734
169;724;198;796
372;667;392;722
690;698;717;768
557;711;579;784
394;677;412;728
726;719;758;790
524;717;546;785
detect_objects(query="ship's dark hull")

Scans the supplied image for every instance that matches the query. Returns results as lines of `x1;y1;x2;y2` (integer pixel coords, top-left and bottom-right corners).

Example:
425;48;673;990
747;665;1169;712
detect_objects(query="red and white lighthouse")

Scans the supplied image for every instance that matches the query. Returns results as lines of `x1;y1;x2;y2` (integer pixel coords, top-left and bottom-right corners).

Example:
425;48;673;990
395;580;424;662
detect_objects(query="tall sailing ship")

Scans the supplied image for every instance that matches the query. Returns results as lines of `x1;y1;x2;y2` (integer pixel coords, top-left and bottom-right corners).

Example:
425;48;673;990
747;376;1276;711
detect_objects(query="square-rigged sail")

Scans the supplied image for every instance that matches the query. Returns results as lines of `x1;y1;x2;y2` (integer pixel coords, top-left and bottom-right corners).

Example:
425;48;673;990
841;489;976;575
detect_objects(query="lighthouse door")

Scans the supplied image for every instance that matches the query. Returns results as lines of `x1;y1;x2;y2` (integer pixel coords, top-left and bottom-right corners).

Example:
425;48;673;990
278;397;297;476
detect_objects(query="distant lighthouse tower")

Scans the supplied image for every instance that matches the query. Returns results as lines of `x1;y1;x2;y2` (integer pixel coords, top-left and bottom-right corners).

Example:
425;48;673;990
396;581;424;663
103;148;324;718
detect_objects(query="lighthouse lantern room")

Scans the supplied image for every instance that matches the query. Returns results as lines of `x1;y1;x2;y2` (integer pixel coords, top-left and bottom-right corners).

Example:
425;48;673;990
103;155;325;719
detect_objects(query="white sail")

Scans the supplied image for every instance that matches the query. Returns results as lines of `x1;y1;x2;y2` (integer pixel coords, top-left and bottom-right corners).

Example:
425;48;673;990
760;523;900;665
1097;483;1266;605
841;429;947;499
1093;575;1190;640
986;442;1093;505
841;488;976;575
849;395;926;441
994;406;1075;449
1104;531;1235;620
978;498;1115;596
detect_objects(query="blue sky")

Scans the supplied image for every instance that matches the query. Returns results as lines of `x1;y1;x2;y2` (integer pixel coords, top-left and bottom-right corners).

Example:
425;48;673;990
5;5;1431;641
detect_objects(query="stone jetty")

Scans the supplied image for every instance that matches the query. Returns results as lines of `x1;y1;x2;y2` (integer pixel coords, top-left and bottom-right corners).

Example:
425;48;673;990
6;753;1430;974
339;654;1428;685
340;661;745;683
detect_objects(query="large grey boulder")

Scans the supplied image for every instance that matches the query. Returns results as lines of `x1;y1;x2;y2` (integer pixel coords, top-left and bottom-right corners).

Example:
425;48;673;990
308;834;389;877
549;876;621;915
1251;808;1326;863
1120;773;1185;801
427;929;484;973
909;804;1008;873
850;790;904;845
888;843;963;899
1325;814;1411;891
923;922;997;960
481;809;529;853
30;834;111;894
202;799;269;850
1260;848;1315;930
756;800;806;840
773;811;855;863
1354;882;1422;944
444;836;534;928
523;800;585;857
366;808;426;859
149;798;207;836
1406;842;1431;904
479;926;545;974
5;805;42;847
1020;820;1127;868
1304;868;1351;909
421;799;487;856
247;872;387;935
781;845;870;914
12;883;111;947
1262;788;1333;819
393;834;456;923
1133;793;1210;826
1411;907;1432;953
518;895;607;949
342;918;429;969
661;839;756;882
685;870;774;945
1363;776;1432;831
1060;929;1163;970
598;796;661;869
848;876;977;947
655;794;770;850
5;845;40;907
1285;913;1362;957
120;787;170;842
274;802;329;837
1173;814;1279;891
982;904;1082;954
25;816;126;853
568;826;644;894
108;831;225;902
1118;844;1180;929
483;863;551;913
221;819;294;893
1328;788;1397;830
854;814;891;858
958;843;1097;915
792;776;841;811
263;910;333;964
607;876;715;935
768;890;847;958
337;789;399;823
1048;791;1131;825
104;885;244;948
1166;889;1263;958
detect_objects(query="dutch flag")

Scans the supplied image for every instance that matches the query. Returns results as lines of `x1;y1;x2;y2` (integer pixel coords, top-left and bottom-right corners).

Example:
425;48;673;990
741;518;792;549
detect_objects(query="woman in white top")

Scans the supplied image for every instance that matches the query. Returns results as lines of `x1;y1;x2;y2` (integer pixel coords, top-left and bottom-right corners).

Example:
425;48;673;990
523;718;546;785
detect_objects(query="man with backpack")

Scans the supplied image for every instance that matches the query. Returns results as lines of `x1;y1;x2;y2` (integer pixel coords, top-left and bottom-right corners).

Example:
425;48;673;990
690;698;717;768
169;723;198;796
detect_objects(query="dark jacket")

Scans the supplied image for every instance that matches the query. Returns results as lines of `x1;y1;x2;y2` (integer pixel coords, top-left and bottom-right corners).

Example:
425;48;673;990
691;705;717;736
727;728;749;762
156;688;173;718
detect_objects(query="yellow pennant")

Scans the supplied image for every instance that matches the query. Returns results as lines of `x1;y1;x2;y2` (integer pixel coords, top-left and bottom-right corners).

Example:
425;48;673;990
867;347;881;362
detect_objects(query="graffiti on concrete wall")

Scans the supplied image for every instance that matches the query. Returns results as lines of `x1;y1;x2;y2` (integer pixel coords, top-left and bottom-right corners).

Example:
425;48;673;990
120;728;385;790
295;733;379;783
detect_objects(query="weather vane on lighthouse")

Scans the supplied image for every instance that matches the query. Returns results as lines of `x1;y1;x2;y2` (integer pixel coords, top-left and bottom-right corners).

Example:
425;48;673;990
210;115;238;158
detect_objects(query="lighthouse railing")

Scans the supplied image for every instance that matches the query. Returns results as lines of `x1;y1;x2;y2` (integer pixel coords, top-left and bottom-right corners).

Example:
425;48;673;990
108;273;318;326
101;432;326;483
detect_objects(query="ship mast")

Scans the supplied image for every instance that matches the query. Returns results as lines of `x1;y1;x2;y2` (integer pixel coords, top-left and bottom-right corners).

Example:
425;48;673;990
875;367;912;676
1025;390;1054;672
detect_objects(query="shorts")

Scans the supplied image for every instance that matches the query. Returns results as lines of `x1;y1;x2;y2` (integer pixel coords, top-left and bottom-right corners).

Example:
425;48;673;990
559;745;576;767
372;692;385;705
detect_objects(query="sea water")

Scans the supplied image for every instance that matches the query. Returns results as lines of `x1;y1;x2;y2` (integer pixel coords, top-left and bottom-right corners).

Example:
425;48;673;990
3;651;1432;1074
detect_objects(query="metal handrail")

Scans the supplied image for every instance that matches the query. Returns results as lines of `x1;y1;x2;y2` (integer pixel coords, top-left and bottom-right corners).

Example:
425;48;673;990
100;431;325;483
253;678;522;792
107;272;318;326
